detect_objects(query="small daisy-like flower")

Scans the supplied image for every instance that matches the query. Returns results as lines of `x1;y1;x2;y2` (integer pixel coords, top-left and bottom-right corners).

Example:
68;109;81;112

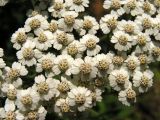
0;108;18;120
112;55;125;68
62;40;85;58
152;17;160;41
0;0;8;6
34;30;54;51
58;11;81;32
111;31;133;51
71;56;98;81
149;43;160;62
78;16;99;36
1;84;17;101
48;20;58;33
94;53;113;77
48;0;65;18
133;70;154;93
56;76;75;95
36;53;55;77
53;30;74;50
0;58;6;69
103;0;125;16
0;48;3;57
116;20;140;35
80;34;101;56
118;83;136;106
134;33;151;53
135;14;153;35
91;88;102;106
33;75;59;101
123;0;143;16
11;28;28;50
140;1;156;15
136;53;151;65
54;98;71;116
53;55;74;76
24;14;49;35
124;55;140;73
65;0;89;12
100;13;118;34
16;40;42;67
24;106;47;120
16;88;40;111
68;87;92;112
4;62;28;87
109;68;130;91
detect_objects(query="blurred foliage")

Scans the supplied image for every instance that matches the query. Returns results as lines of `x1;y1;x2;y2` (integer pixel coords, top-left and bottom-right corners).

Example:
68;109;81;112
0;0;160;120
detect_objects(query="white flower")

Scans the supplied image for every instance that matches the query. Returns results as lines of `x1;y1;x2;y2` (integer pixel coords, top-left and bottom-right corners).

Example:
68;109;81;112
0;0;8;6
62;40;85;58
33;75;59;101
11;28;28;50
68;87;92;111
124;55;140;74
16;88;40;111
111;31;133;51
71;56;98;81
58;11;81;32
48;20;58;33
118;83;136;106
123;0;143;16
34;30;54;51
65;0;89;12
135;14;153;35
0;58;6;68
91;88;102;106
0;48;4;57
78;16;99;36
48;0;65;18
0;108;20;120
149;42;160;62
93;53;113;77
103;0;125;16
24;14;49;35
16;40;42;67
4;62;27;88
152;17;160;41
80;34;101;56
53;55;74;76
116;20;140;34
36;53;55;77
100;13;118;34
54;98;71;116
134;32;151;53
53;30;74;50
133;70;153;93
109;68;130;91
17;106;47;120
56;76;75;95
140;1;156;15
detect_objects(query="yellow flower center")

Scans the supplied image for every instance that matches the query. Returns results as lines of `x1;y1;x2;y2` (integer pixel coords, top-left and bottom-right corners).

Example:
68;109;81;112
29;19;41;29
22;48;35;60
83;19;93;30
41;59;53;71
37;82;49;94
58;59;69;71
64;15;75;26
80;63;92;74
16;32;27;44
86;39;96;50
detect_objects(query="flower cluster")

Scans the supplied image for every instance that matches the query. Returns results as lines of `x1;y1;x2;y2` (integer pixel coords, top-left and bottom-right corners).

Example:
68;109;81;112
0;0;160;119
